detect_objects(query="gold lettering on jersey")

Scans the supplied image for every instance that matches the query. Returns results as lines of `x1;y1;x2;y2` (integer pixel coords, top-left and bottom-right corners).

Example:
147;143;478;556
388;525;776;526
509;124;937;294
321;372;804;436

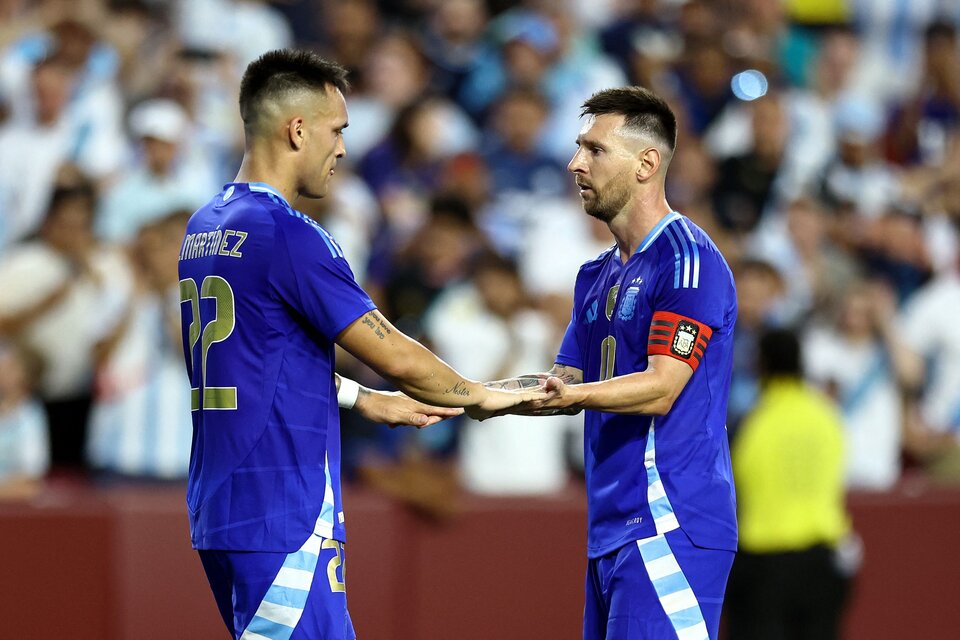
230;231;247;258
218;230;234;256
179;228;247;261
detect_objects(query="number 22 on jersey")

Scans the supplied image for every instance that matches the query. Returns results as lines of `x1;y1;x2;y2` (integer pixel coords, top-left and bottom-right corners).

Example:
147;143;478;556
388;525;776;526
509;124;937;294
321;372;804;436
180;275;238;411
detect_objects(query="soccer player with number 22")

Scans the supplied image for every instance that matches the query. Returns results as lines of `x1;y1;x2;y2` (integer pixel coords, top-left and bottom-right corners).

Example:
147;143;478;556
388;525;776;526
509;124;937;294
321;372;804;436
483;88;739;640
177;50;549;640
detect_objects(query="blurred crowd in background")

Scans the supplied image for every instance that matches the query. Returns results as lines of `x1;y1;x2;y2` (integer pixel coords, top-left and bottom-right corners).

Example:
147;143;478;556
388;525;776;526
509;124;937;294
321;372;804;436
0;0;959;514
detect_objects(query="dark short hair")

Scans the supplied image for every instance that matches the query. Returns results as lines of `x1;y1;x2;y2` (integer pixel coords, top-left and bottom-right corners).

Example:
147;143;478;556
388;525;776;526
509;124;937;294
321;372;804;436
239;49;349;133
48;183;96;215
758;328;802;379
581;87;677;153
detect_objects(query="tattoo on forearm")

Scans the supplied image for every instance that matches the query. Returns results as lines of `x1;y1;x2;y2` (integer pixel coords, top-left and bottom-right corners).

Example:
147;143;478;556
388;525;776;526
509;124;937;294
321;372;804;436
550;364;583;385
485;374;546;391
445;381;470;397
485;365;581;392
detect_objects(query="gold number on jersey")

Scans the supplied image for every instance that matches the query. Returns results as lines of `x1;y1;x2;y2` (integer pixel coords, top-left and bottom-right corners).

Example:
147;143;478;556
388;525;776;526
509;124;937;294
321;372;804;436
179;275;238;411
321;538;346;593
600;335;617;381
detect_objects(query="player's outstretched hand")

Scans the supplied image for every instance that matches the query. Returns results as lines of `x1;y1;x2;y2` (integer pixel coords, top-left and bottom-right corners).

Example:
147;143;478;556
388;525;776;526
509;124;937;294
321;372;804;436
355;389;464;428
465;386;555;421
515;376;582;415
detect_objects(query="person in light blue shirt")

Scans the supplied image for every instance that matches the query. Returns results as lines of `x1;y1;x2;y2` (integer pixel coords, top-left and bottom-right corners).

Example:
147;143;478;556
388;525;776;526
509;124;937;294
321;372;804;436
96;99;216;243
0;341;49;490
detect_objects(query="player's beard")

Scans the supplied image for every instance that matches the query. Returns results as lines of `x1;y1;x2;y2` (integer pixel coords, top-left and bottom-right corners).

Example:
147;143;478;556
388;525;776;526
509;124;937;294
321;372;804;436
583;170;632;223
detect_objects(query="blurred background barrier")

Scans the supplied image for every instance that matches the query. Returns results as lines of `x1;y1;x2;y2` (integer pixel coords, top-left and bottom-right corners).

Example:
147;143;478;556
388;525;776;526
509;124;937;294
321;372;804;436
1;479;957;639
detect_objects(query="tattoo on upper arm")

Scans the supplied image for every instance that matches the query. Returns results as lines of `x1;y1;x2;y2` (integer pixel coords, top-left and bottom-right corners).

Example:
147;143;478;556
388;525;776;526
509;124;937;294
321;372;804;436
361;312;388;340
375;313;393;336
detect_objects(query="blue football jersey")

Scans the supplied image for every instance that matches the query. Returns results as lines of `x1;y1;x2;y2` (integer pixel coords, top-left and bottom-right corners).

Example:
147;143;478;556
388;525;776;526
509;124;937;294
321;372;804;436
557;212;738;558
177;183;375;552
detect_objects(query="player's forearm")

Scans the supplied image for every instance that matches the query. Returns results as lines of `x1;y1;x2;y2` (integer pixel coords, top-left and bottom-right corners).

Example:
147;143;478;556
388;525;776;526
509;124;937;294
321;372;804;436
562;370;681;415
378;339;487;408
486;373;549;391
487;364;582;391
337;310;486;408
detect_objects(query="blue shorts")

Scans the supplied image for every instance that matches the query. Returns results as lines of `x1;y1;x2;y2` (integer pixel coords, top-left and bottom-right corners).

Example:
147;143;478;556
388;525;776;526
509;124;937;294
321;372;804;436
584;528;734;640
199;534;355;640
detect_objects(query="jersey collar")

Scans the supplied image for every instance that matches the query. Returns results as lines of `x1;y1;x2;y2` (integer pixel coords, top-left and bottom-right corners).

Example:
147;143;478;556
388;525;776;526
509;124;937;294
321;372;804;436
638;211;682;253
247;182;290;207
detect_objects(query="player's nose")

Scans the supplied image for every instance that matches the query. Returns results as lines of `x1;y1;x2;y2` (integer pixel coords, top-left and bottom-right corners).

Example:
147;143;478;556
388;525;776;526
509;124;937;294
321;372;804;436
567;149;586;174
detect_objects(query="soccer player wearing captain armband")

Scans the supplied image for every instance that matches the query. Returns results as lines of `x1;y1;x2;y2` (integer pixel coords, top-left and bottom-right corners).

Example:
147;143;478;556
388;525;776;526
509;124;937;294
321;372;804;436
483;87;738;640
178;50;548;640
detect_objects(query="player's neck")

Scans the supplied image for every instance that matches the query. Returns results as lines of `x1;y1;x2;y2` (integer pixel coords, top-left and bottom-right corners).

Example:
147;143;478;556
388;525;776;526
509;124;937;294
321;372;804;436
235;149;298;205
609;192;673;262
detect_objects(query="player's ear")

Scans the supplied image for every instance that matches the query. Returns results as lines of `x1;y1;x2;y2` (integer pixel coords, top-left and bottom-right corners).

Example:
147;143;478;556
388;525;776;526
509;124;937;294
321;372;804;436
287;117;305;151
636;147;661;182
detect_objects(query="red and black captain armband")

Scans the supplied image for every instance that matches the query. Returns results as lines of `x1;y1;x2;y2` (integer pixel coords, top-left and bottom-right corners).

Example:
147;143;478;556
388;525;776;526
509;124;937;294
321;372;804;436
647;311;713;372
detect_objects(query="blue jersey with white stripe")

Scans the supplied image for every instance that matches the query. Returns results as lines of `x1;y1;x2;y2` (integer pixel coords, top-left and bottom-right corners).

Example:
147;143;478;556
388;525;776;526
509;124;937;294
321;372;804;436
178;183;375;552
557;212;738;558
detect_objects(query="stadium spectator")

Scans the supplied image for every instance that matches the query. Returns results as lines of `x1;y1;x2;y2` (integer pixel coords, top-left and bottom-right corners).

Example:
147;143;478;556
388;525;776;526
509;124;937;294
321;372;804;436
728;258;786;437
96;98;215;242
0;177;132;470
726;328;855;640
820;94;900;219
886;21;960;166
0;47;124;248
369;195;485;338
710;93;789;235
898;244;960;480
174;0;293;73
345;30;444;159
670;39;734;136
804;280;923;490
421;0;489;104
310;0;381;79
748;195;861;323
87;211;192;479
478;86;568;256
425;252;576;495
0;340;49;497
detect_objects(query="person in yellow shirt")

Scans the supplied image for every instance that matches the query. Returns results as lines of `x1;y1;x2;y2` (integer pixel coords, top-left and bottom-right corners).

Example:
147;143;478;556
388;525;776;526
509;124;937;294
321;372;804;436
725;328;854;640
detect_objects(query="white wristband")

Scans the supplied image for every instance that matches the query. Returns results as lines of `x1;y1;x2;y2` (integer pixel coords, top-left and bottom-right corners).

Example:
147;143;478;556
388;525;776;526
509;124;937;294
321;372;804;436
337;377;360;410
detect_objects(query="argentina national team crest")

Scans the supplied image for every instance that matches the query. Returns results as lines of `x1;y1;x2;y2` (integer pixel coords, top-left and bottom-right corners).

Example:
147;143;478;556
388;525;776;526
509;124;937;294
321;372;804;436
671;320;700;358
618;286;641;321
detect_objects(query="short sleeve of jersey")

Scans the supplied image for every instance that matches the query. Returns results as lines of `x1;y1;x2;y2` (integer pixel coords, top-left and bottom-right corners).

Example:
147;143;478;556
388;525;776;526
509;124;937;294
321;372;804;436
556;266;590;369
556;314;582;369
271;214;376;339
652;246;728;331
648;244;730;370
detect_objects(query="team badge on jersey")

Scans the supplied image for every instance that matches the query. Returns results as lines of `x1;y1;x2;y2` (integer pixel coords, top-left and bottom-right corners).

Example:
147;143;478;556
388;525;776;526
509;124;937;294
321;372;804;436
671;320;699;357
618;286;641;321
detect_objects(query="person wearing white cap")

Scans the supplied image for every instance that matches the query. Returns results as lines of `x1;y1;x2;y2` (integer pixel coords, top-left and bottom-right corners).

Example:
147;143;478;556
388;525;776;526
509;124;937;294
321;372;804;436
96;98;218;242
